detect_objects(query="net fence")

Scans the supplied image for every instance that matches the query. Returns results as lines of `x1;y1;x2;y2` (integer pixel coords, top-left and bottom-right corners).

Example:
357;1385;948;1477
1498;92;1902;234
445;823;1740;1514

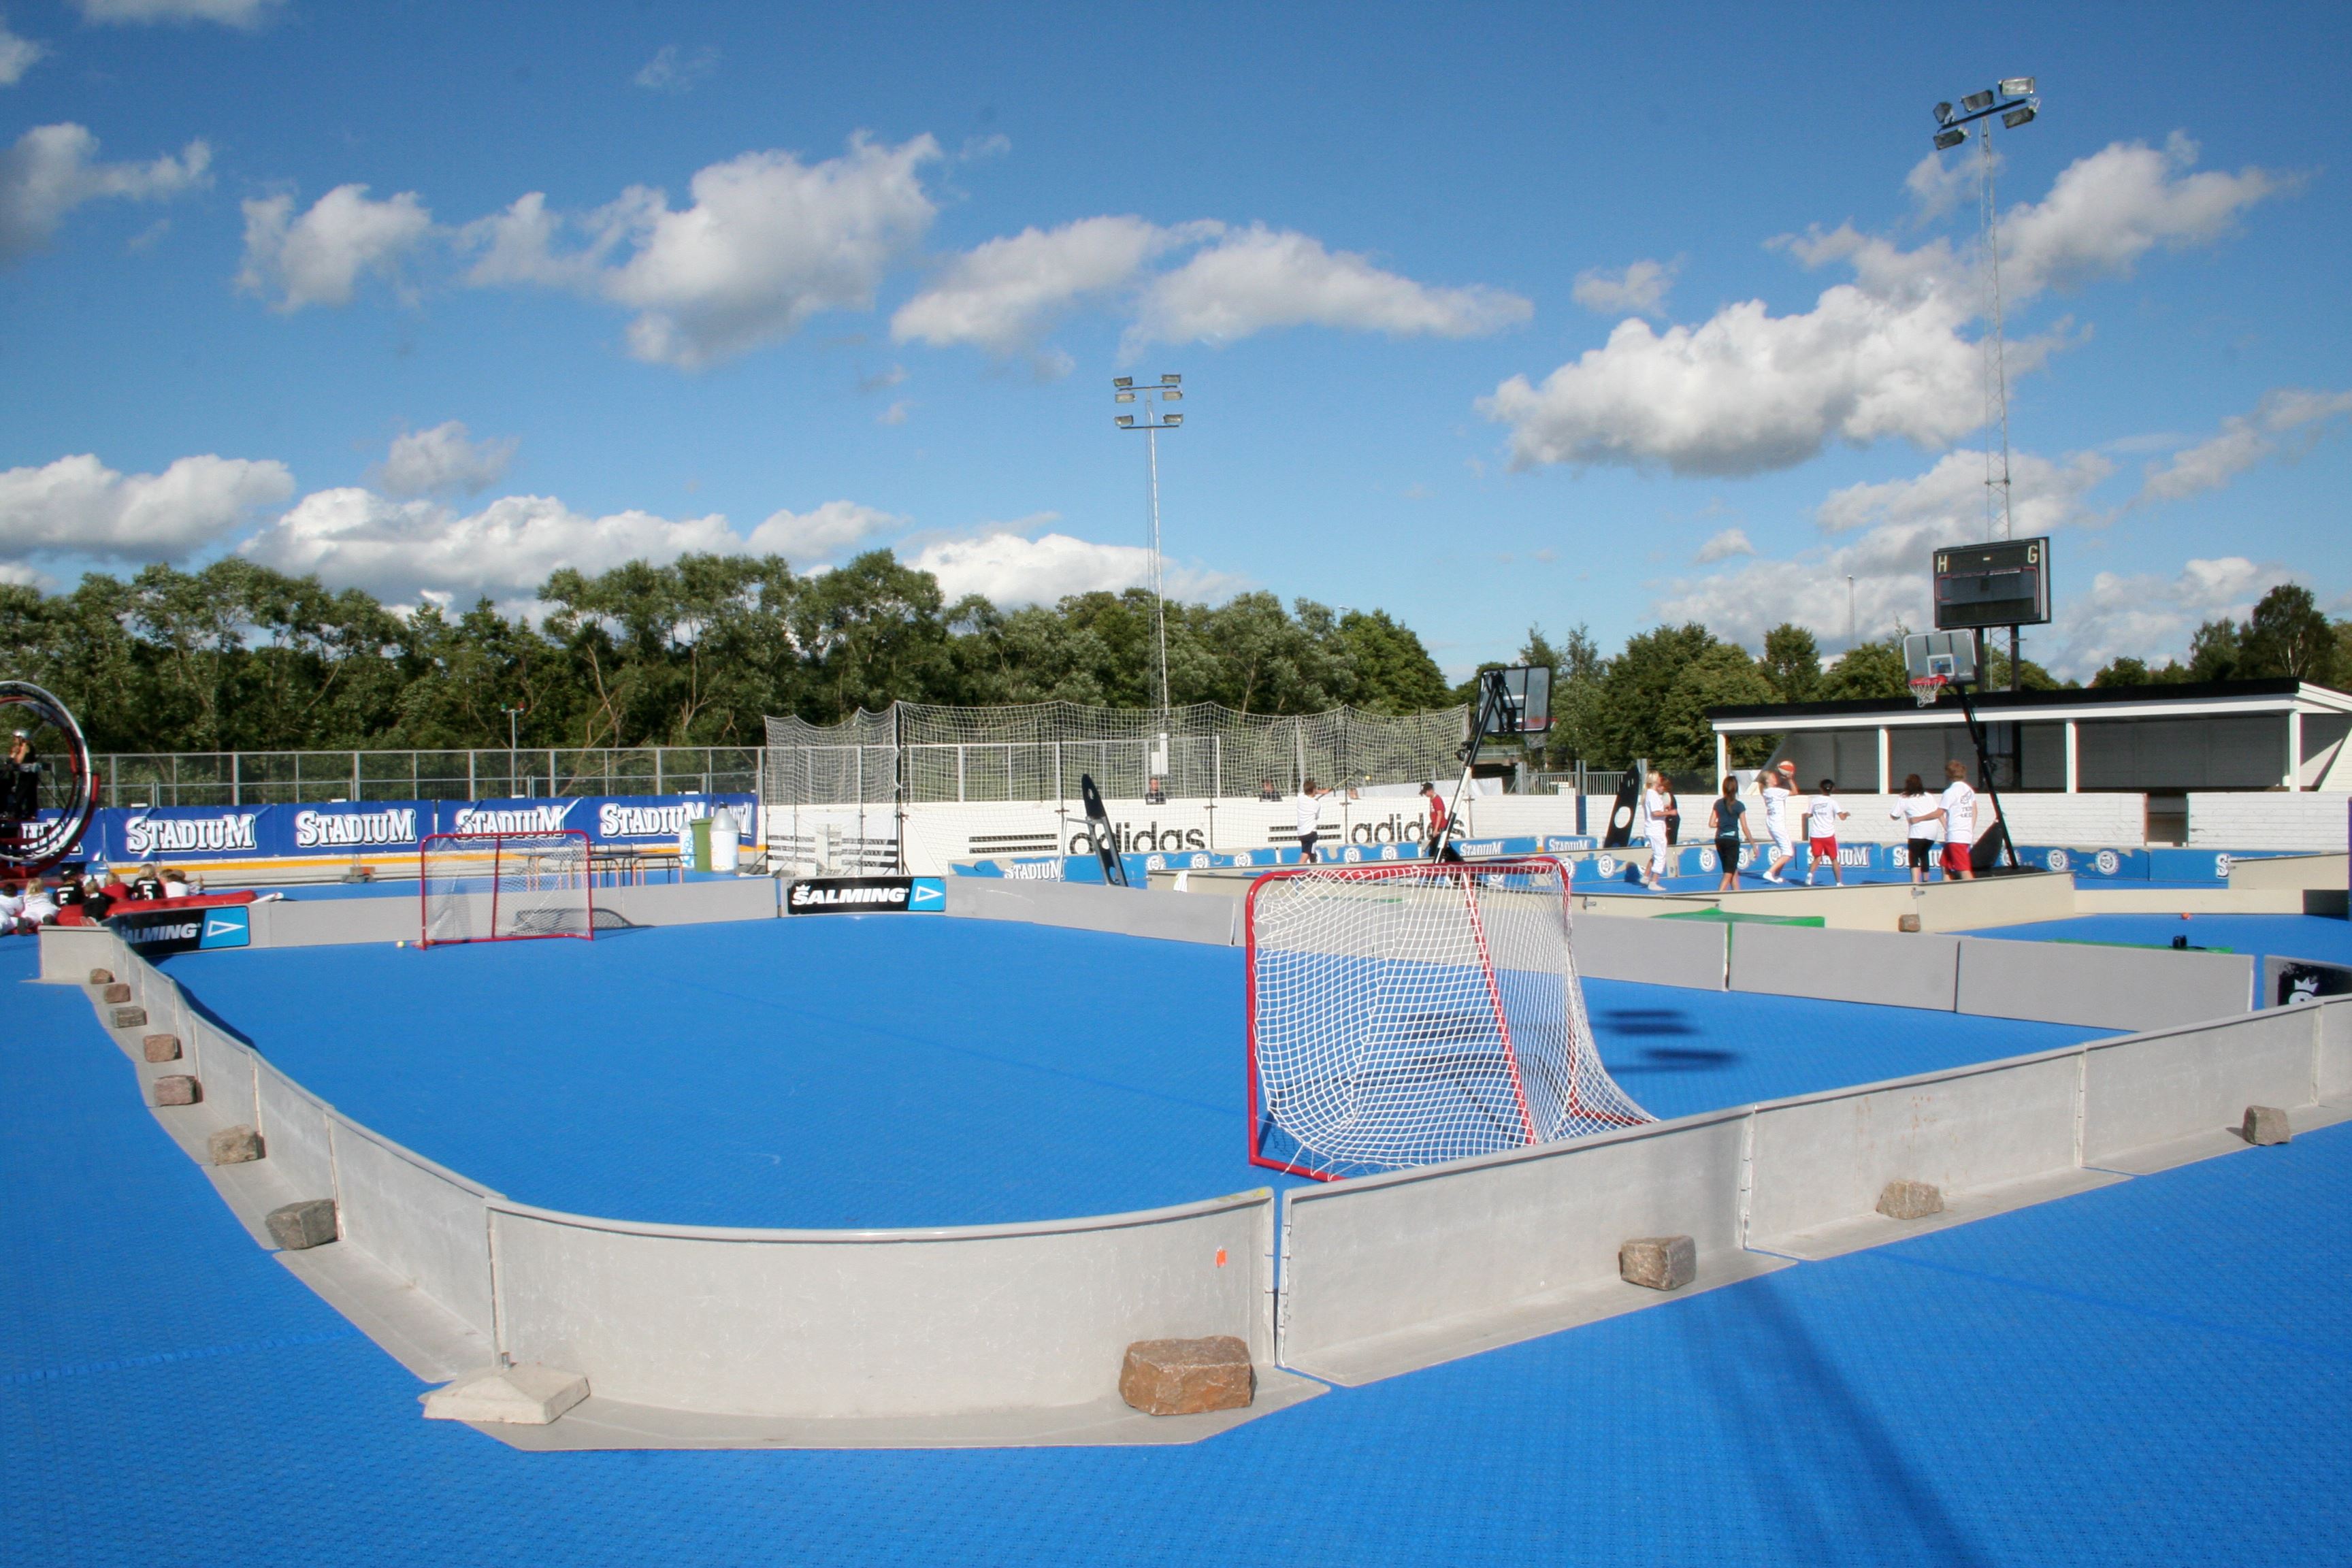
765;701;1471;806
420;831;593;945
1246;858;1650;1180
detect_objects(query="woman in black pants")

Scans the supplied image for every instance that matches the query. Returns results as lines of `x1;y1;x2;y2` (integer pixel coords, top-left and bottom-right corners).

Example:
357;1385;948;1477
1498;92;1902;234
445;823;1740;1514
1708;776;1755;892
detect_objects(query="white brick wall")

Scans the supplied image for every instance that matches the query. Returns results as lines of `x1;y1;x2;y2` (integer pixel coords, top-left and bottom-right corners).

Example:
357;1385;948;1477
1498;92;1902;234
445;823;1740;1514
2188;792;2352;851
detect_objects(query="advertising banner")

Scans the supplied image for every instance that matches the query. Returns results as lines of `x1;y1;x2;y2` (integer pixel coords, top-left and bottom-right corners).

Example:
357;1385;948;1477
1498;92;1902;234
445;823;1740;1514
109;902;251;956
73;793;757;864
785;876;945;914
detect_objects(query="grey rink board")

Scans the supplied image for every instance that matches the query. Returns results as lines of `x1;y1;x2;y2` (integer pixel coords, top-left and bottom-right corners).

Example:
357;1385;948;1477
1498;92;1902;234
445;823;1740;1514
1954;936;2253;1030
947;875;1238;946
1277;1110;1779;1387
2080;1007;2324;1173
1571;912;1727;990
1729;922;1960;1011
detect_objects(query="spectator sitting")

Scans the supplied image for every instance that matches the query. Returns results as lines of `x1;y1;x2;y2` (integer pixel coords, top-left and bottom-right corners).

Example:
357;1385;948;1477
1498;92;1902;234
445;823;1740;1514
0;881;22;933
1258;777;1281;802
1144;776;1168;804
163;867;191;899
20;877;59;930
131;862;165;902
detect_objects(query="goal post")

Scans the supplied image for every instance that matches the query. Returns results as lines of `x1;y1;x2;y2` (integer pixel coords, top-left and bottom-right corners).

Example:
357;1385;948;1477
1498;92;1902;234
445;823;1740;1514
419;830;594;948
1245;856;1649;1181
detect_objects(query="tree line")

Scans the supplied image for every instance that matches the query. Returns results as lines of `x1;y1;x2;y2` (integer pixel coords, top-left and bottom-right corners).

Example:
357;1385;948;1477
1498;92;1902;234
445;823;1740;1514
1;555;2340;767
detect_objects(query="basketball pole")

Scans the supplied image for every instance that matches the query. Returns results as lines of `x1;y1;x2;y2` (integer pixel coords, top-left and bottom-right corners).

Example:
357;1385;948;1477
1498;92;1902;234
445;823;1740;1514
1950;653;2022;872
1435;670;1508;863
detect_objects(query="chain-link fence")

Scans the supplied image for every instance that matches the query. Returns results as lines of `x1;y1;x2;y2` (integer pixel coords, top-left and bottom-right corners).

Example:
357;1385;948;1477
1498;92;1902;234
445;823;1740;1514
95;747;762;808
765;702;1473;806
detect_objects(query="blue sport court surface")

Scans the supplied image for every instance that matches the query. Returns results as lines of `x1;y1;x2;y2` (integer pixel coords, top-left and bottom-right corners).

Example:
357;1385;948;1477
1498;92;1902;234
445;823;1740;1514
7;931;2350;1565
1965;911;2352;969
154;915;2104;1228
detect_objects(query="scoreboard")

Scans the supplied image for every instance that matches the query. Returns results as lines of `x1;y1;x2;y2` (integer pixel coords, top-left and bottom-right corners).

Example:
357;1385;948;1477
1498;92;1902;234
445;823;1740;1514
1933;538;2051;630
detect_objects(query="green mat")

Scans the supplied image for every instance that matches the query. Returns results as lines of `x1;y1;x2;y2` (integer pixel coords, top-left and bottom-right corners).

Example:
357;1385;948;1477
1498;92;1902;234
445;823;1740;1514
1656;909;1827;928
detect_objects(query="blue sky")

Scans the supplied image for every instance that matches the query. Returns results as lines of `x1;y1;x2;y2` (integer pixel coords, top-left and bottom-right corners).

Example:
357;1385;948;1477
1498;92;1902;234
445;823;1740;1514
1;1;2346;680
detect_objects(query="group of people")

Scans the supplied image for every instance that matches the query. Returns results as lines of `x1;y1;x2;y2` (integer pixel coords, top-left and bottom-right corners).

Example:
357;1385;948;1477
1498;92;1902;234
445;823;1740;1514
0;860;195;935
1637;759;1980;892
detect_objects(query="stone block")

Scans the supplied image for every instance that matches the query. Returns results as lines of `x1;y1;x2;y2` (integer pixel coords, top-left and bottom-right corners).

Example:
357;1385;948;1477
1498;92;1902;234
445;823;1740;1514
101;981;132;1004
1876;1179;1944;1220
1897;913;1923;933
110;1005;148;1029
422;1364;591;1426
208;1124;265;1164
142;1033;181;1062
87;967;114;985
2243;1105;2292;1146
1619;1235;1698;1292
150;1074;201;1107
265;1198;338;1250
1118;1335;1255;1416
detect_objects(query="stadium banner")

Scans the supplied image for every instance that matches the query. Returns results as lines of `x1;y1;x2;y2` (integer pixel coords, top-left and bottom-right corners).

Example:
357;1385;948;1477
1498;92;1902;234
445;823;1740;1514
2264;954;2352;1008
784;875;946;914
71;792;760;864
107;902;251;956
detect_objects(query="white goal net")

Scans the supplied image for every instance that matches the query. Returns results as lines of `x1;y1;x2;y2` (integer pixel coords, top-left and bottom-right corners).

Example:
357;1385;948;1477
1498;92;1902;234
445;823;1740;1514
1246;857;1648;1180
419;831;594;947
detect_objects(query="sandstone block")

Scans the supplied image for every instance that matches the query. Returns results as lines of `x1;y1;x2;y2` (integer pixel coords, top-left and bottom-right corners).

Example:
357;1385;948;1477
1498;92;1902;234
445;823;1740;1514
1877;1179;1944;1220
142;1034;181;1062
1119;1335;1254;1416
1619;1235;1698;1292
87;967;114;985
265;1198;338;1250
150;1074;201;1107
422;1364;590;1426
101;981;132;1004
208;1125;265;1164
1897;913;1923;933
2243;1105;2292;1146
110;1004;148;1029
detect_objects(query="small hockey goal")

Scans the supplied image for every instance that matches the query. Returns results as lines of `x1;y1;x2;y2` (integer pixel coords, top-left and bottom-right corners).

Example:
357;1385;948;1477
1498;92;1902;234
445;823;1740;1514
1245;856;1648;1181
419;831;593;948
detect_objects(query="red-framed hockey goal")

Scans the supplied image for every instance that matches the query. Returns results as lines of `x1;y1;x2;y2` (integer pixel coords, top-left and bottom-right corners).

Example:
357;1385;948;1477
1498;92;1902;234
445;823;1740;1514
419;830;594;948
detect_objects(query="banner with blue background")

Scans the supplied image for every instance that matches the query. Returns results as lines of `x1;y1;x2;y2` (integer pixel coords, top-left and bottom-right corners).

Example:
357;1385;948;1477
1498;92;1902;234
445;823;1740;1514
72;792;758;864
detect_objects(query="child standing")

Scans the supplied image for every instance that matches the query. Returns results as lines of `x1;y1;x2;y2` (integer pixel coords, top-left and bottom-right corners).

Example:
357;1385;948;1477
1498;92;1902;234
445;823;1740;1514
1891;773;1942;884
1803;779;1850;885
1708;776;1754;892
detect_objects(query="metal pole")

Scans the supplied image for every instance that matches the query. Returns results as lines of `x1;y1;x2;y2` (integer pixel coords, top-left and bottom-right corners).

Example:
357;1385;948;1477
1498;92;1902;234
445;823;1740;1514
1146;423;1169;725
1980;122;2014;544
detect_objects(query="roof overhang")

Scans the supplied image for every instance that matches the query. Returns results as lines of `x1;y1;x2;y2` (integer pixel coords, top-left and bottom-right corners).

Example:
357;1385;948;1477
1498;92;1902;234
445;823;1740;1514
1708;679;2352;736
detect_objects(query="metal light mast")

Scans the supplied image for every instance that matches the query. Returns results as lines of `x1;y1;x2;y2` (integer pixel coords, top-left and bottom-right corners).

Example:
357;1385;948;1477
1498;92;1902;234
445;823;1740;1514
1113;373;1184;740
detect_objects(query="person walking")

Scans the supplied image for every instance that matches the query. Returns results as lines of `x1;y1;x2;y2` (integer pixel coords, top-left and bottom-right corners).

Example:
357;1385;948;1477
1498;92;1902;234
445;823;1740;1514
1420;781;1460;862
1803;779;1850;886
1759;760;1799;884
1708;775;1756;892
1891;773;1943;884
1934;760;1978;883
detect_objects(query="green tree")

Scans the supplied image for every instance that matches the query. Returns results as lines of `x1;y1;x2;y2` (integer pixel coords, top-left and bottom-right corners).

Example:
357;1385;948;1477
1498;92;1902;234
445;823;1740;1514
1759;623;1821;703
1816;634;1912;702
1657;643;1778;772
1337;609;1450;713
2238;583;2338;683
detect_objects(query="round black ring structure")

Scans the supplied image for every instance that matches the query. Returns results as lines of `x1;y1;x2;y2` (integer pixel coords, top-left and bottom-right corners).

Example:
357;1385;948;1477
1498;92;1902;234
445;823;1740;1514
0;681;97;872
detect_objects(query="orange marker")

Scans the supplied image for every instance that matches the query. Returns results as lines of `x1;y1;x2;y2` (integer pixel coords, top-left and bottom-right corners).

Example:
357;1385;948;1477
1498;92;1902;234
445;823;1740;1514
1214;1248;1228;1267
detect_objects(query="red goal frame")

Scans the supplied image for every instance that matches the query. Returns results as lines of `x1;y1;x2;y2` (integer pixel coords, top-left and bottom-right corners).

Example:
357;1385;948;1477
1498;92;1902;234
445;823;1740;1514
418;830;595;949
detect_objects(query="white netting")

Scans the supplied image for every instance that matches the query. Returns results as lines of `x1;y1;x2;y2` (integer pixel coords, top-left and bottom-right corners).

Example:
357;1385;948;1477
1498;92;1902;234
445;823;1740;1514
421;832;593;946
1247;858;1649;1179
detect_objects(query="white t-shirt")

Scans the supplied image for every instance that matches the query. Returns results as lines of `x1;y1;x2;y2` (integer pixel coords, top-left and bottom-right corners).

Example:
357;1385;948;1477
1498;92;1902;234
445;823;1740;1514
1296;792;1326;836
1760;783;1793;839
1893;795;1944;843
20;890;55;924
1940;780;1977;844
1806;798;1844;839
0;889;22;921
1639;787;1667;840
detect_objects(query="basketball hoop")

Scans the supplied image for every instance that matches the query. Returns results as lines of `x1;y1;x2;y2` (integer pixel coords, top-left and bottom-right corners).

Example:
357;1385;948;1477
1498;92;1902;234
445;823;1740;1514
1908;673;1949;709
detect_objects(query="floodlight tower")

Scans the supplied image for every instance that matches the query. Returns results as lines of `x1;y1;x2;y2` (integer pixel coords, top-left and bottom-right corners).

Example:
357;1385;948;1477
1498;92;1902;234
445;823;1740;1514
1113;373;1184;740
1932;76;2040;689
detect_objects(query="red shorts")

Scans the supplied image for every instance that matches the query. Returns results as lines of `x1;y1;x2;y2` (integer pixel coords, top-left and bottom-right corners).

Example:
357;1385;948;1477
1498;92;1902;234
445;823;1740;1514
1940;842;1970;875
1809;837;1836;858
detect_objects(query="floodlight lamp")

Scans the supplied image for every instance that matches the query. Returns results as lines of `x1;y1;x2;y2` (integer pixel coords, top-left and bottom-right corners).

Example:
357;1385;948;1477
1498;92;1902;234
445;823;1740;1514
1162;413;1181;426
1161;387;1182;401
1113;376;1134;389
1115;391;1136;403
1934;127;1967;150
1960;89;1995;113
1116;414;1136;427
2002;104;2037;129
1997;76;2034;97
1161;373;1181;385
1933;101;1954;124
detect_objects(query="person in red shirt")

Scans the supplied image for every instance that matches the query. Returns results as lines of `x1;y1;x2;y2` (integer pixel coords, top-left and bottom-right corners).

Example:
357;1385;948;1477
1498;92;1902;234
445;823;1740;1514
1420;781;1459;862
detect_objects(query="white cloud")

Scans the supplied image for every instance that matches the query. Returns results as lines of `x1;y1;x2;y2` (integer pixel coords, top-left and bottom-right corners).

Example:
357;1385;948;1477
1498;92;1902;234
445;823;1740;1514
2136;387;2352;504
876;399;911;426
236;184;433;310
0;18;47;84
71;0;282;23
1484;135;2284;478
1818;447;2115;538
374;421;517;497
241;488;742;601
633;44;717;93
0;452;293;561
462;134;940;368
0;122;210;262
892;214;1200;355
2051;557;2272;675
744;499;902;561
902;531;1241;608
1693;527;1754;563
1129;224;1531;348
1571;258;1677;318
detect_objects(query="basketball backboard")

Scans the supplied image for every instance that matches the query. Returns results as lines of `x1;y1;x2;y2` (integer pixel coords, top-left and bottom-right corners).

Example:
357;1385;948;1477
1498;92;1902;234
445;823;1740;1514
1903;630;1980;684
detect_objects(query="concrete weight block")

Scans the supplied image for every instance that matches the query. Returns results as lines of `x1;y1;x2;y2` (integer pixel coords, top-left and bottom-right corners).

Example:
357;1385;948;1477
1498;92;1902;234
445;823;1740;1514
1876;1179;1944;1220
208;1125;265;1164
422;1364;590;1426
101;981;132;1003
1619;1235;1697;1292
1118;1335;1255;1416
150;1075;201;1107
265;1198;338;1250
1898;913;1923;933
86;967;114;985
141;1034;181;1062
2242;1105;2292;1146
109;1005;147;1029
